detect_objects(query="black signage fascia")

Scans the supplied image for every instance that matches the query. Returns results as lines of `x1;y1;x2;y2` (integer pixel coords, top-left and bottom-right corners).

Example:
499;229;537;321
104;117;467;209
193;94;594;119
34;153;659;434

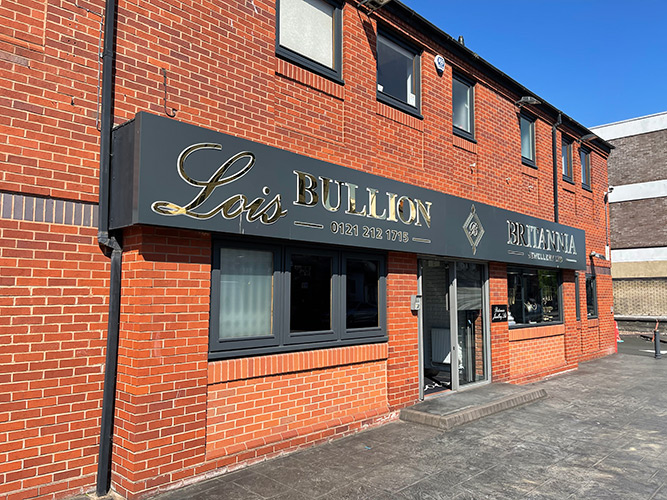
110;112;587;270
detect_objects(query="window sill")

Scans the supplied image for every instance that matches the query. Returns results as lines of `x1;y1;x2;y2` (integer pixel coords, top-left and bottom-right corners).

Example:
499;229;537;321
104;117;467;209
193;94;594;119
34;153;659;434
522;157;537;169
376;100;424;131
208;342;389;383
582;184;593;193
453;133;477;153
562;176;574;185
275;58;345;100
377;92;423;120
509;323;565;341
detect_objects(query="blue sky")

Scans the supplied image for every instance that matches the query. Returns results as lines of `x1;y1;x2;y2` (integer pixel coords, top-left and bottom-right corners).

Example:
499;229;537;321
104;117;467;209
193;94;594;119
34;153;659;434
399;0;667;128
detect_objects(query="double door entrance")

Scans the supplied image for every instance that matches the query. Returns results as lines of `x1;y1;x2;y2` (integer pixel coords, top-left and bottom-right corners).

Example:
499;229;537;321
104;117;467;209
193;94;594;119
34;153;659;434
419;260;490;397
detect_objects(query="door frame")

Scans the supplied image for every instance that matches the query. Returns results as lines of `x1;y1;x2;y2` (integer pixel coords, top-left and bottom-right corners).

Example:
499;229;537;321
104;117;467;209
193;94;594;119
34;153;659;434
417;258;491;400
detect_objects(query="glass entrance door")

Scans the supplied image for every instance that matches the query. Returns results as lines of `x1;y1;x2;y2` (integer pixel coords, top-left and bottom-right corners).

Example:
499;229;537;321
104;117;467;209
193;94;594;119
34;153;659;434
456;262;486;386
420;260;488;396
421;260;452;394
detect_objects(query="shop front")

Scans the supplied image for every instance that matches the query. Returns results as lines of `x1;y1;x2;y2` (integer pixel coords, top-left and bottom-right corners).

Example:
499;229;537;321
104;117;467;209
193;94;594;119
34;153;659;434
104;112;589;494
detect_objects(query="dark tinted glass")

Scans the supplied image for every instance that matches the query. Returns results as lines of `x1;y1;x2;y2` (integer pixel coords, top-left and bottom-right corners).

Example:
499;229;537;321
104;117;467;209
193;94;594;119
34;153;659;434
346;259;379;329
290;254;332;332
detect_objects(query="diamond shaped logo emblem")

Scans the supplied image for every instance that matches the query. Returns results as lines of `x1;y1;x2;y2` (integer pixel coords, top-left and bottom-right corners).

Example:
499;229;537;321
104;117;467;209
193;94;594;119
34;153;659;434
463;204;485;255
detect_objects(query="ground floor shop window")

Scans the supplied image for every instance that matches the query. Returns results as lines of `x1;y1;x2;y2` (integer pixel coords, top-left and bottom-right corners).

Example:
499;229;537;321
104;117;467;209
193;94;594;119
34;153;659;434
507;267;561;326
210;240;386;358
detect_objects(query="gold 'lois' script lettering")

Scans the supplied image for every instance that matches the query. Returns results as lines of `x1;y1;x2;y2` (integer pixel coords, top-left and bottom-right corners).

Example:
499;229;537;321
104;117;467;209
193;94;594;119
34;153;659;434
151;143;287;225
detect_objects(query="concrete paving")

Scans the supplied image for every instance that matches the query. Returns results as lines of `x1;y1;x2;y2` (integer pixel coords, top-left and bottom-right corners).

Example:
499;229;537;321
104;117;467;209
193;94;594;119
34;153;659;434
146;351;667;499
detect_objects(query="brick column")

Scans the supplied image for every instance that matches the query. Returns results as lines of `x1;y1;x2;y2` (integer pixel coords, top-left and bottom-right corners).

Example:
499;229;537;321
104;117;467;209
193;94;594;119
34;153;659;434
111;227;210;499
489;262;510;382
386;252;419;410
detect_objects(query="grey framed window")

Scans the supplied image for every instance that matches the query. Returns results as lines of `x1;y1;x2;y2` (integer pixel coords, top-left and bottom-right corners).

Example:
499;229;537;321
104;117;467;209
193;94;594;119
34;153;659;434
376;29;421;116
276;0;343;83
210;240;386;358
452;73;475;141
586;274;597;318
507;267;561;327
562;136;573;182
575;271;581;321
581;147;592;190
520;113;536;167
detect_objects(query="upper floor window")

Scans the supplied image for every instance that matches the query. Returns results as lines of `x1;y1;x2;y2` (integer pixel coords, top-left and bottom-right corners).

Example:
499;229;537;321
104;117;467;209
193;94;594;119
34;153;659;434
376;30;421;116
562;136;573;182
452;74;475;141
276;0;343;82
580;147;592;189
586;274;597;318
520;114;536;167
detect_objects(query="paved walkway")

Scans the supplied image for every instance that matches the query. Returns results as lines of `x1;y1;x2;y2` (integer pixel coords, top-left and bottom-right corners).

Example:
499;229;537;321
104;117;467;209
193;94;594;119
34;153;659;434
150;352;667;499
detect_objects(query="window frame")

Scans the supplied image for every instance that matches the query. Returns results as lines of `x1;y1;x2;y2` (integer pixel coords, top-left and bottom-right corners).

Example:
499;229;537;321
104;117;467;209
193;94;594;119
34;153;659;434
452;73;475;142
586;274;598;319
340;251;387;341
209;241;283;353
520;113;537;168
562;135;573;183
284;247;339;344
580;146;592;190
507;266;562;328
210;239;387;359
575;271;581;321
275;0;344;84
376;28;422;117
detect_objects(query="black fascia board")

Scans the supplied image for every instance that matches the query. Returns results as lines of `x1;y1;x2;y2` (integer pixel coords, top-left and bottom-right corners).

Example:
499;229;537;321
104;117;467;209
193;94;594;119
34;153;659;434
385;1;614;154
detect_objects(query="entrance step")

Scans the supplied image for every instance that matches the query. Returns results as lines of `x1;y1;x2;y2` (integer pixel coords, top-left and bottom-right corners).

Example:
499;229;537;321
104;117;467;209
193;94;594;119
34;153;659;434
399;383;547;430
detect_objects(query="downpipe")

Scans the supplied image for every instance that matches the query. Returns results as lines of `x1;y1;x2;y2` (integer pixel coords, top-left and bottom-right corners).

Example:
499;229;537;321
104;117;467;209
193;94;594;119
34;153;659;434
96;0;121;495
552;113;562;223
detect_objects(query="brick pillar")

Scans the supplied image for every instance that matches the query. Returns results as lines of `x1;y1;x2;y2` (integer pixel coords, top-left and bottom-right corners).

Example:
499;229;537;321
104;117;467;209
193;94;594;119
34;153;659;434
489;262;510;382
386;252;419;410
111;226;210;499
563;270;581;365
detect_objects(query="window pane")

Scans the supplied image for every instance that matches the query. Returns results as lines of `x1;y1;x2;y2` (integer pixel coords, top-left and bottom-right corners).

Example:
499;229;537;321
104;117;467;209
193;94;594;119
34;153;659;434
346;259;379;329
290;254;332;332
219;248;274;339
562;141;570;177
507;271;523;325
581;150;590;186
507;267;560;326
520;116;534;161
539;270;560;323
279;0;334;68
377;35;416;106
453;78;471;132
586;276;597;317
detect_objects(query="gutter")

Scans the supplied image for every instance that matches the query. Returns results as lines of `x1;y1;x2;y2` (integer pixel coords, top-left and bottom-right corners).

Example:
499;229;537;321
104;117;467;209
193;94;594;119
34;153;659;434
96;0;121;495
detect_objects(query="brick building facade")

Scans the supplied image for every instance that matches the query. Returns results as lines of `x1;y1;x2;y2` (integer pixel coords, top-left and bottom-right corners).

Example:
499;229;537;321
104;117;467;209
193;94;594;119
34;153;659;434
1;1;614;499
591;112;667;331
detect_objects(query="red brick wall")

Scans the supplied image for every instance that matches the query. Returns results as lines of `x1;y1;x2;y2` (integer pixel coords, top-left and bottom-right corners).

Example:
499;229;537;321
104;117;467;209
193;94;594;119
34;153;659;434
111;226;210;499
0;208;108;500
0;0;615;498
386;252;419;410
206;345;389;461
